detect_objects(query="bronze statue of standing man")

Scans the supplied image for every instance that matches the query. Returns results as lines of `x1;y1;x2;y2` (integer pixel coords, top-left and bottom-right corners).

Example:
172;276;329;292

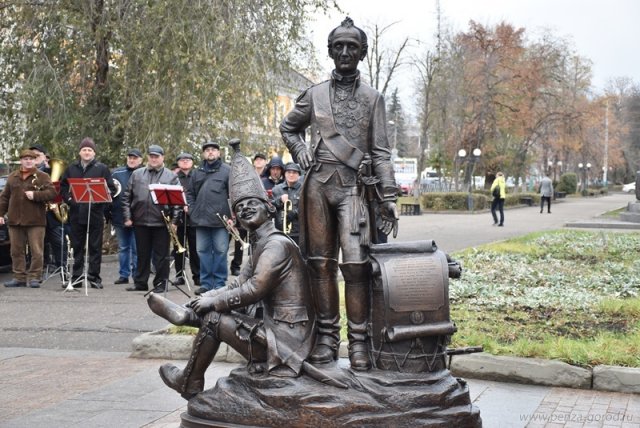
280;17;399;370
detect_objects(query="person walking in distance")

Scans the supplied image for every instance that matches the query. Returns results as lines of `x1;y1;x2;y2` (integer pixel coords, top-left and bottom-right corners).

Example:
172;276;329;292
109;149;143;285
490;172;506;227
280;17;399;371
1;149;57;288
186;140;231;295
539;174;553;214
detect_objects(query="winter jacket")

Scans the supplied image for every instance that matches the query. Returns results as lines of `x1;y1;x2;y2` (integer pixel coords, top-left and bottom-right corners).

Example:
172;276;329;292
109;165;142;226
272;180;302;238
0;169;57;226
60;159;116;225
490;176;507;200
187;159;231;228
539;177;554;197
176;169;194;226
122;166;180;227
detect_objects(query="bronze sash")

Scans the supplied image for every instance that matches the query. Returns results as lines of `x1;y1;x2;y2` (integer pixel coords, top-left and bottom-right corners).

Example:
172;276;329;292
312;83;365;171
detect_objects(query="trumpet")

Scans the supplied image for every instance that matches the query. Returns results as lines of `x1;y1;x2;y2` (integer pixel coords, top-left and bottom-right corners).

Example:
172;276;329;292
162;211;186;253
283;199;293;235
217;213;249;250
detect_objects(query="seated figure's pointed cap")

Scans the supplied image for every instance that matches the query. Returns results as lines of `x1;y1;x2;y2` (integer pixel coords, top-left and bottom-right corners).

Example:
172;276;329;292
228;138;268;210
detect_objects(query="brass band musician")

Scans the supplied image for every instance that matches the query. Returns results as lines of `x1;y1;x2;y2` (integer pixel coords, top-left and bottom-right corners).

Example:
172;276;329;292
1;149;57;288
122;145;180;292
60;138;116;289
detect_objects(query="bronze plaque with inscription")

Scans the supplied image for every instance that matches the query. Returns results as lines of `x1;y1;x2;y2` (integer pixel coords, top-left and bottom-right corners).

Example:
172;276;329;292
384;254;445;312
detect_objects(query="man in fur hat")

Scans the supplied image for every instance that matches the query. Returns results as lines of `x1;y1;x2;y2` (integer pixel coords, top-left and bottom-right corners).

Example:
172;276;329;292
146;140;316;399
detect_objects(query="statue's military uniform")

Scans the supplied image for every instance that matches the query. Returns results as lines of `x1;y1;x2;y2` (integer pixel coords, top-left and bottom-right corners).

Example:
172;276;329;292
148;142;317;399
280;70;397;366
200;219;316;376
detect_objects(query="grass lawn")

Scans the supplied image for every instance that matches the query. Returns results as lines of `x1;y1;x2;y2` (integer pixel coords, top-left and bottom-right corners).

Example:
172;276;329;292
449;230;640;368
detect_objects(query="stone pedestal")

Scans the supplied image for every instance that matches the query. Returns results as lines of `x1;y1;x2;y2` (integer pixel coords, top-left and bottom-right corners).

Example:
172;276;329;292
178;240;481;428
620;202;640;223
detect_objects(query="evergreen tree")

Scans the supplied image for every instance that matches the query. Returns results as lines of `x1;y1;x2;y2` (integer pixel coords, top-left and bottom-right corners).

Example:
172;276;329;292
386;88;409;157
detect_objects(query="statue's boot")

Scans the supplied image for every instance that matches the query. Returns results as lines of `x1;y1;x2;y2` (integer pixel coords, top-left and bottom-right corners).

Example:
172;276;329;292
308;257;341;364
159;326;219;399
147;292;201;327
341;261;372;371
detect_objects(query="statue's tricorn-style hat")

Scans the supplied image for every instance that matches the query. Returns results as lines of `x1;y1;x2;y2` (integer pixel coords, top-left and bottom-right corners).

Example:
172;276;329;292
228;139;269;210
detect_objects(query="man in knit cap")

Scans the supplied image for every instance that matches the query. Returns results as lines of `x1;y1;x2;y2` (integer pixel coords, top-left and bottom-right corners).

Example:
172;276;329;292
60;137;116;289
146;139;316;400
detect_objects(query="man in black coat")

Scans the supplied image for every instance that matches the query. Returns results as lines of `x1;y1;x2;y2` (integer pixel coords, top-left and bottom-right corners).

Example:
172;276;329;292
271;162;302;245
60;137;116;288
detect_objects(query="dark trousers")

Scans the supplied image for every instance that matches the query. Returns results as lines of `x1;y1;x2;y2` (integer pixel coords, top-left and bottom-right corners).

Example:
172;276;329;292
174;223;200;281
70;220;104;280
134;225;170;287
44;211;68;268
491;198;505;225
540;196;551;213
230;227;247;271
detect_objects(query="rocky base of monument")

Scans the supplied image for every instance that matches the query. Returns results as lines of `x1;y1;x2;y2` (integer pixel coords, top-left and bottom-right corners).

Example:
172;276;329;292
180;361;482;428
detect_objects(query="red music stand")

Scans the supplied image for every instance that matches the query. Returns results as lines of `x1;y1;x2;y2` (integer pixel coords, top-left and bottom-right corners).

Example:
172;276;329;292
149;184;191;297
64;178;112;295
68;178;112;204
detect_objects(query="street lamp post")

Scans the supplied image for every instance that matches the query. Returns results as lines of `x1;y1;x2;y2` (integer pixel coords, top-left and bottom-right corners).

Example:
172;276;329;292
455;149;466;192
457;148;481;210
578;162;591;194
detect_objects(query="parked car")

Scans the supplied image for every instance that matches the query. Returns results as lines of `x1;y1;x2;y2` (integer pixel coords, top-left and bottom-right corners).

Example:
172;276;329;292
622;182;636;193
0;175;11;272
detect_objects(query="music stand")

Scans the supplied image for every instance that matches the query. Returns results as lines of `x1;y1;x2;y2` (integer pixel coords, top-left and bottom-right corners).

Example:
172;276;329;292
149;184;191;297
64;178;112;296
42;181;68;285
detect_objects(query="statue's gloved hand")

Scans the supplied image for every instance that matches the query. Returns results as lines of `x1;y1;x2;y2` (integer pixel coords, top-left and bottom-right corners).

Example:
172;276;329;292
296;150;312;170
380;201;399;238
189;296;217;314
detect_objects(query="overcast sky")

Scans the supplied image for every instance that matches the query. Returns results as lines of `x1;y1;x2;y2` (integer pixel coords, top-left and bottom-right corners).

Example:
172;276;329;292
310;0;639;108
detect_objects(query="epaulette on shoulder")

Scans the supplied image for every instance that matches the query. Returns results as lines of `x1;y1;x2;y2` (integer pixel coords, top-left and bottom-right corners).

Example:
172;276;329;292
295;79;330;102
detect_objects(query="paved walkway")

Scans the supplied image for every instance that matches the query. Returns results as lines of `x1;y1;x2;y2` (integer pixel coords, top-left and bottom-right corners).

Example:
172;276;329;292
0;192;638;427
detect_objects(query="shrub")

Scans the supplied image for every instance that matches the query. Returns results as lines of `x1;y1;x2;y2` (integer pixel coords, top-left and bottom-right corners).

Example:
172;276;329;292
422;192;487;211
556;173;577;194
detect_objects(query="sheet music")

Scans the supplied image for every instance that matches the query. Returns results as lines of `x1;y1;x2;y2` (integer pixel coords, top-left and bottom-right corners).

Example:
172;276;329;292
149;184;187;205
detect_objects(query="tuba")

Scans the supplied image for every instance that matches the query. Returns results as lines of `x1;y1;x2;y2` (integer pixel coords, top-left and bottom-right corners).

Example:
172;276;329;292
48;159;69;223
